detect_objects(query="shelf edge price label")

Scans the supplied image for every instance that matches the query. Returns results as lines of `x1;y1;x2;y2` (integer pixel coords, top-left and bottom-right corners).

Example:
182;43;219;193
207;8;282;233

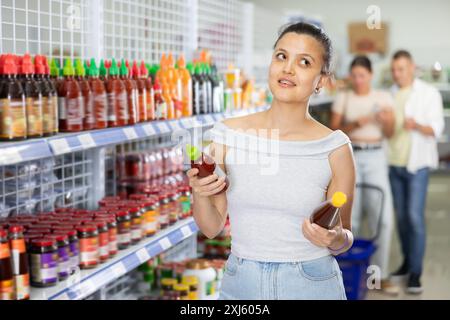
123;127;138;140
180;225;192;238
78;133;96;149
158;237;172;251
156;122;170;134
0;147;23;165
110;262;127;278
49;139;72;155
143;124;156;136
136;248;150;263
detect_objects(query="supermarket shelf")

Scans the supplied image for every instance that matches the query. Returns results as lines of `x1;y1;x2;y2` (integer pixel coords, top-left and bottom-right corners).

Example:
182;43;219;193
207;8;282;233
0;107;267;166
30;217;199;300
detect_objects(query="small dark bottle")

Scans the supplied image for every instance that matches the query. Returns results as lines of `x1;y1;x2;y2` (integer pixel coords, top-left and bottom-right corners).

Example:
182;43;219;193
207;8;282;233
310;192;347;230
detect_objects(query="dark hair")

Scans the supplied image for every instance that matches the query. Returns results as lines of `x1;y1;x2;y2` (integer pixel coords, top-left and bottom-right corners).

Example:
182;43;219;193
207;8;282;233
274;22;332;75
350;55;372;73
392;50;413;61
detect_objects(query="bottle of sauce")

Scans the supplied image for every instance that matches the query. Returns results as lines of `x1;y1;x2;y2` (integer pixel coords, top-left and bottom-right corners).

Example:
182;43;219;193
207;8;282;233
20;53;43;138
202;63;213;114
99;59;108;82
177;55;193;117
140;61;154;121
0;55;27;141
192;63;205;115
0;229;15;300
162;81;175;120
58;59;84;132
33;55;52;137
132;61;147;122
209;64;224;113
87;59;108;129
153;79;167;120
186;144;229;194
310;192;347;230
8;226;30;300
105;59;127;127
42;56;59;135
120;59;138;125
49;58;61;92
75;58;94;130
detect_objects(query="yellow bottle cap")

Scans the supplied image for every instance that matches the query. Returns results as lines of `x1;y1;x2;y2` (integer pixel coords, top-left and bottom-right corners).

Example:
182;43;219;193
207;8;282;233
331;192;347;208
186;144;200;161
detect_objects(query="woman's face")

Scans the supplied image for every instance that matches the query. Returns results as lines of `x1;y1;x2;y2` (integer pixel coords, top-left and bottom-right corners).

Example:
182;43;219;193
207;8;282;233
350;66;372;92
269;32;326;105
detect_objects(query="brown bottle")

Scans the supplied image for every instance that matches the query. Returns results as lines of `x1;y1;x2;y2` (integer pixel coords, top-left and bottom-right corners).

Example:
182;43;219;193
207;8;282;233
132;61;147;122
8;226;30;300
105;59;127;127
0;229;15;300
20;53;43;138
75;59;95;130
140;61;154;121
43;56;59;135
310;192;347;230
87;59;108;129
120;60;138;125
58;59;84;132
34;55;54;137
186;144;229;194
0;55;27;141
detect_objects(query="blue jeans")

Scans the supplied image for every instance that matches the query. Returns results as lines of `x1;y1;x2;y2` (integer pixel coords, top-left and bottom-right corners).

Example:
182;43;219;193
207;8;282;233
389;166;429;276
219;254;347;300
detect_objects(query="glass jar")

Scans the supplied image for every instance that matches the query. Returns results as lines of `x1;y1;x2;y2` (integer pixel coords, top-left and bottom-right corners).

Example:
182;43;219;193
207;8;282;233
129;207;143;244
173;283;190;300
168;192;180;225
76;225;99;269
29;238;58;287
159;194;170;230
95;221;110;263
47;234;71;281
142;199;159;237
116;211;131;250
178;186;192;219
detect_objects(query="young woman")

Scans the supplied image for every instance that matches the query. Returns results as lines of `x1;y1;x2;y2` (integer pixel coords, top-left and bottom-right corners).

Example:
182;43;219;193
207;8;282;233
330;56;398;295
187;22;356;300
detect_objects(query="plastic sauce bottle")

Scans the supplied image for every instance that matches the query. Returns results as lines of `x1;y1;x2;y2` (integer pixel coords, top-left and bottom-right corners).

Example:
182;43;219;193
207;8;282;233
153;79;167;120
20;53;43;138
120;60;138;125
310;192;347;230
177;55;193;117
58;59;84;132
49;58;61;92
186;144;229;194
87;59;108;129
0;229;15;300
140;61;154;121
42;56;59;135
8;226;30;300
132;61;147;122
75;59;95;130
162;81;175;119
0;55;27;141
105;59;127;127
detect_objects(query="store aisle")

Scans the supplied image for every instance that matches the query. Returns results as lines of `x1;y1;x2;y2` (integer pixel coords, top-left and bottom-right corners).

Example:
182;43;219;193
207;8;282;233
367;174;450;300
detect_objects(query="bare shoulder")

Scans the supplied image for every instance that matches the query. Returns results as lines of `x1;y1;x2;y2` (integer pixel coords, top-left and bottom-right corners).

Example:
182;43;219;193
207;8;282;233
222;111;266;130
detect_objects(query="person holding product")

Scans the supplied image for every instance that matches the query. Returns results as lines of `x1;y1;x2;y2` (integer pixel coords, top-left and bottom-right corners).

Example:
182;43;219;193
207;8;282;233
388;50;445;294
186;22;356;300
330;55;398;295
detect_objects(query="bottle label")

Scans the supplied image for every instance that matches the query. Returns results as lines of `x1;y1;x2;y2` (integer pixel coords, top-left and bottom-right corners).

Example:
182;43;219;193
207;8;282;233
84;94;95;124
51;96;59;133
117;232;131;245
14;274;30;300
26;97;43;136
66;97;84;126
94;93;108;122
118;91;129;121
56;246;71;277
129;89;138;122
30;253;58;284
139;89;147;121
79;237;99;264
0;98;27;139
10;239;26;275
0;242;11;258
146;90;155;120
0;279;15;300
99;232;109;258
155;101;167;119
58;97;67;120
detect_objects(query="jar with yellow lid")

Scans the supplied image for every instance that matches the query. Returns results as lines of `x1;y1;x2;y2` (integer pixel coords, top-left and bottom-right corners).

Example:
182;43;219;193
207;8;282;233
160;278;178;296
173;283;190;300
182;275;199;300
183;259;217;300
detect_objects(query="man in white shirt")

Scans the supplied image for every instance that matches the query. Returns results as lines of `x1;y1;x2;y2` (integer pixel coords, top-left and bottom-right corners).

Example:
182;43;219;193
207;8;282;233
388;50;445;294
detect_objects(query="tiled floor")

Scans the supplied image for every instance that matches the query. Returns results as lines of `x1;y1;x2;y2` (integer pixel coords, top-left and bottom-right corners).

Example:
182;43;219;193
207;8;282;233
367;174;450;300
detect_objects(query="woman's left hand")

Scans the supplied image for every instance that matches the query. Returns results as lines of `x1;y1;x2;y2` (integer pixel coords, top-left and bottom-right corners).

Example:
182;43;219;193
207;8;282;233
302;218;345;249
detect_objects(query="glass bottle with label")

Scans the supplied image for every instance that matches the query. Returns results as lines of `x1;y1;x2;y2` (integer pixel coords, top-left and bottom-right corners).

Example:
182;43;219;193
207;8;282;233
310;192;347;230
8;226;30;300
87;59;108;129
105;59;127;127
75;59;94;130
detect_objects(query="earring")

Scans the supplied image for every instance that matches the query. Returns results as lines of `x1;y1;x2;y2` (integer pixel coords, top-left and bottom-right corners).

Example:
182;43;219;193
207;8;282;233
314;87;321;94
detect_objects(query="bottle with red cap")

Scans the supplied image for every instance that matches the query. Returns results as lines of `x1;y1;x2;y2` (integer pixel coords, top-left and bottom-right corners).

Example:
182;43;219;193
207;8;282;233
75;58;95;130
19;53;43;138
120;59;138;125
0;54;27;141
140;61;155;121
153;79;167;120
0;229;15;300
105;59;127;127
8;225;30;300
87;58;108;129
43;56;59;135
132;61;147;122
34;55;55;137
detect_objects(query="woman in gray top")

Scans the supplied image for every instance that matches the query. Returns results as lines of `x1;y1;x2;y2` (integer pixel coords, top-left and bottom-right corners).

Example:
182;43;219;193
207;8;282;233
187;22;356;300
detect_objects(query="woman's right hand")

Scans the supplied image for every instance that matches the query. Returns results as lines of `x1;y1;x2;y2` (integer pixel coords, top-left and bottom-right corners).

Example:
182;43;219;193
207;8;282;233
187;168;227;197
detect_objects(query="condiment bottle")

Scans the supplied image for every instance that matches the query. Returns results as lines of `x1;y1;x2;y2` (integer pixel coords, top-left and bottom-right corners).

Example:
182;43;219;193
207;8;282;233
87;59;108;129
75;58;94;130
34;55;54;137
177;55;193;117
0;229;14;300
58;59;84;132
8;226;30;300
140;61;154;121
0;55;27;141
105;59;127;127
310;192;347;230
131;61;146;122
153;79;167;120
120;59;138;125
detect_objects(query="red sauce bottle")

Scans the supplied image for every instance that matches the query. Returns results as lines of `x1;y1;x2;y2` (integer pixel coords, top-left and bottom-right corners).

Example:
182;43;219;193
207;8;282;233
140;62;154;121
310;192;347;230
105;59;127;127
0;229;15;300
186;144;229;194
20;53;43;138
0;55;27;141
75;59;94;130
132;61;147;122
41;56;59;136
87;59;108;129
8;226;30;300
153;79;167;120
58;59;84;132
120;59;138;125
34;55;53;137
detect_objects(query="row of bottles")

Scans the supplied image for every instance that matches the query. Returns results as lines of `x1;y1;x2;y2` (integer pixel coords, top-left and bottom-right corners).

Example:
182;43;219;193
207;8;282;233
0;52;227;141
